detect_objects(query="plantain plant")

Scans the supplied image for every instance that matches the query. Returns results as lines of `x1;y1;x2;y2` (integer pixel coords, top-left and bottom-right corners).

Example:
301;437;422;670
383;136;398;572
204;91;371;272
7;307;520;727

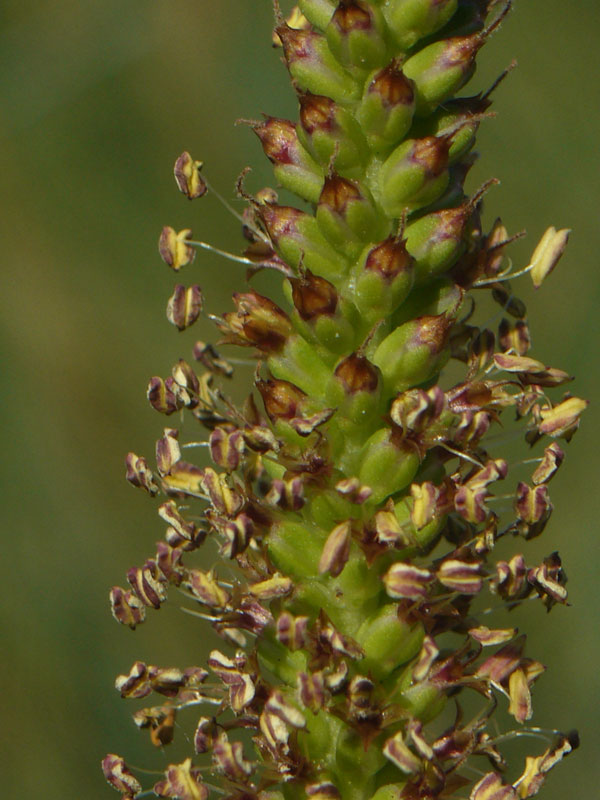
103;3;587;800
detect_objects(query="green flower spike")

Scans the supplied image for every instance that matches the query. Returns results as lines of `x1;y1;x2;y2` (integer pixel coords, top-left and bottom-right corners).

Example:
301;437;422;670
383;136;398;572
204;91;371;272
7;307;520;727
105;3;584;800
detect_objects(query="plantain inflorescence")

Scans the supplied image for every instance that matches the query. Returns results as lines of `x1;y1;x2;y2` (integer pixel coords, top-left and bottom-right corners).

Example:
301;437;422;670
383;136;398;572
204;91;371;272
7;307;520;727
104;3;586;800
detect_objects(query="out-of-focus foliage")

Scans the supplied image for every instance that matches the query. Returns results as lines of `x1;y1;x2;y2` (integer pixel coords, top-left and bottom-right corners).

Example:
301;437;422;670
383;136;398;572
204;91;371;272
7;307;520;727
0;1;597;798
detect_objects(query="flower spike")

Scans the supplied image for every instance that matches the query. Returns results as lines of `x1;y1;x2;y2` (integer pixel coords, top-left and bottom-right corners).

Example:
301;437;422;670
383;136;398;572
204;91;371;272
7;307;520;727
105;4;583;800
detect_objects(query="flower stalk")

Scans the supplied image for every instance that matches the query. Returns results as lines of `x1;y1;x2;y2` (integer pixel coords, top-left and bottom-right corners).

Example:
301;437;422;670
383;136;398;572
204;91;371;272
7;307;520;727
104;3;585;800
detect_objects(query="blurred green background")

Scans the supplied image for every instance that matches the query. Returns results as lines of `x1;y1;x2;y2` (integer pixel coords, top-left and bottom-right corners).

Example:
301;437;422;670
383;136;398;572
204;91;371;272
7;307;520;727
1;1;598;797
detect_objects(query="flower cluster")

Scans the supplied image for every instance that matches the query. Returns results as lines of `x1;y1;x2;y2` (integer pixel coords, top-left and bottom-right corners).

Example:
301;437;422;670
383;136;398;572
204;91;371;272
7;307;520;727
104;3;585;800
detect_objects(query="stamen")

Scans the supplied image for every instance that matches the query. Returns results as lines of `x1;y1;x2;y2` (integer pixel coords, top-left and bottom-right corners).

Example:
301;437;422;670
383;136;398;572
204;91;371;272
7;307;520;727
198;170;271;245
474;261;535;288
202;174;252;230
439;442;484;468
186;238;261;266
124;765;166;777
226;357;261;366
487;727;557;747
479;595;538;616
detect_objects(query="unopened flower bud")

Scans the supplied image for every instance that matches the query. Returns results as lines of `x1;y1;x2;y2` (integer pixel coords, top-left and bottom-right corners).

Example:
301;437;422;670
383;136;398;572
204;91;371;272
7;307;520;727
298;91;368;170
158;226;195;271
379;135;450;216
402;9;508;115
405;187;488;284
354;235;415;323
327;352;381;425
173;152;207;199
431;152;476;214
256;377;308;423
316;174;386;256
357;61;416;152
288;268;355;353
395;276;463;328
257;203;347;279
251;116;323;203
416;91;494;165
277;25;360;103
218;291;292;352
334;352;379;395
297;0;336;30
356;603;424;680
325;0;388;70
290;269;338;320
384;0;458;51
358;427;421;503
373;314;452;393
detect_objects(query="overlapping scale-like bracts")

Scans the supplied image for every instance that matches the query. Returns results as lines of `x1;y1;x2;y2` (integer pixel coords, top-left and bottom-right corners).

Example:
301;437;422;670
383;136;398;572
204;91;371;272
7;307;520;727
105;3;585;800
